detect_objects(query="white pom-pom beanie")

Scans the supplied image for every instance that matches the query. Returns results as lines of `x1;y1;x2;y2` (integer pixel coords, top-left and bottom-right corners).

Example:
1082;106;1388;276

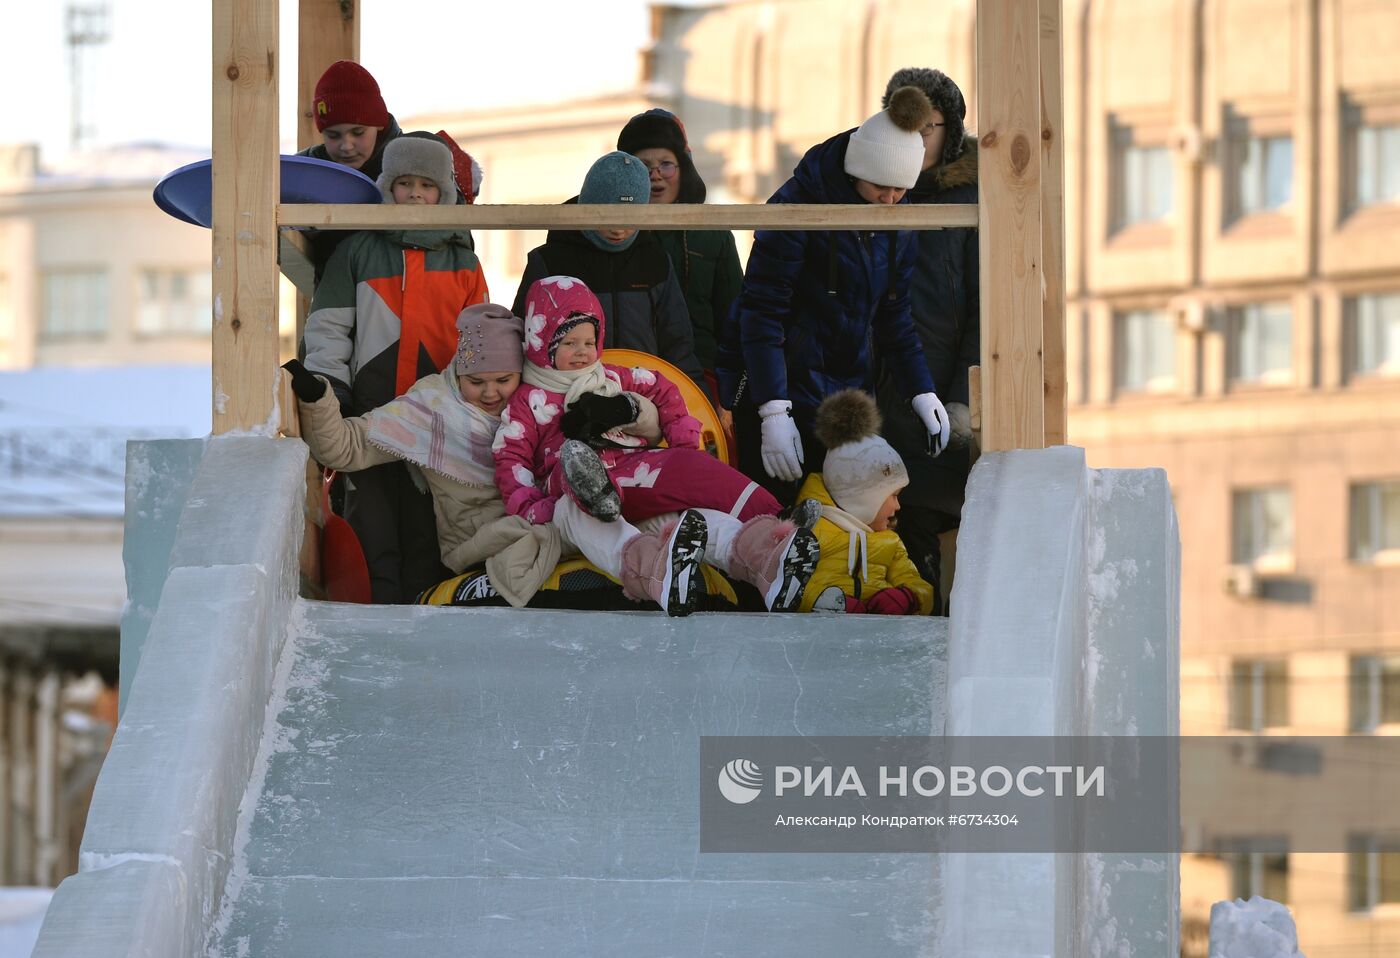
823;435;909;527
843;113;926;190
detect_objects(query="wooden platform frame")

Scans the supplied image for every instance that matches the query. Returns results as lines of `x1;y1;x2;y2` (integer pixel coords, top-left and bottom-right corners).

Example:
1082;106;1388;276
211;0;1066;452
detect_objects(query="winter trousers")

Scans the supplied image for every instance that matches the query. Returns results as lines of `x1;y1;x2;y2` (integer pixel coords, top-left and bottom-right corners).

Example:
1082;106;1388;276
343;461;452;604
548;447;780;524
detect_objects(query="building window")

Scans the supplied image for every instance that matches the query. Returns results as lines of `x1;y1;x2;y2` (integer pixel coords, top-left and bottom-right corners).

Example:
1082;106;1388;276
1232;487;1293;570
40;270;108;340
1114;309;1176;395
1347;292;1400;379
1228;660;1289;731
1351;120;1400;209
1112;123;1173;230
1348;835;1400;911
1228;302;1293;386
1219;837;1289;903
135;269;212;336
1350;481;1400;563
1350;655;1400;733
1228;129;1293;219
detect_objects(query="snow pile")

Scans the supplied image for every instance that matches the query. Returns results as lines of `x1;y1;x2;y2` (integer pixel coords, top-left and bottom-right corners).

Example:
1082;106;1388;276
1209;897;1305;958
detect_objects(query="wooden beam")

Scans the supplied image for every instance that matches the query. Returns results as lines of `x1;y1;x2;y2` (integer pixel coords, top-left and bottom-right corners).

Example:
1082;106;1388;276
297;0;359;152
1039;0;1068;446
277;202;980;231
977;0;1045;452
212;0;281;434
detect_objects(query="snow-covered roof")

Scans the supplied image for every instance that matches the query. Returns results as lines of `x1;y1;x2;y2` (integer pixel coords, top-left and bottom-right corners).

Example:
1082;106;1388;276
0;365;211;518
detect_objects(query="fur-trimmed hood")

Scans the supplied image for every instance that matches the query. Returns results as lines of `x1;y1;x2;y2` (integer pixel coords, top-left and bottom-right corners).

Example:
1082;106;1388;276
912;134;978;200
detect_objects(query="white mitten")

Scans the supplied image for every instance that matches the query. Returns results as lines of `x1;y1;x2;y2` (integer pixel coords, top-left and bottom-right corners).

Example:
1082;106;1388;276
758;399;804;482
912;392;951;458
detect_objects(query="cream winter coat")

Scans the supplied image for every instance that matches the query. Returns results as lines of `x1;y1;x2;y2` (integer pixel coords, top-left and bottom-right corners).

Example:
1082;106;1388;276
297;380;561;607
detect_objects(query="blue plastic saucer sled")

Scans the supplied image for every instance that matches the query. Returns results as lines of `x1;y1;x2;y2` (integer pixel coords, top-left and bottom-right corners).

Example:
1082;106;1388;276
153;155;380;228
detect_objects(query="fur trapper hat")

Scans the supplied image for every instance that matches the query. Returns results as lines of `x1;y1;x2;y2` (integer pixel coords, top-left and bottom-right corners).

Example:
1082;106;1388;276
313;60;390;132
521;276;607;370
815;390;909;527
617;108;707;203
883;67;967;169
375;132;457;205
844;86;934;190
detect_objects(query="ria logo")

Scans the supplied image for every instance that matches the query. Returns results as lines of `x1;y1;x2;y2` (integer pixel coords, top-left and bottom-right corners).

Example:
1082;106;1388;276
717;759;763;804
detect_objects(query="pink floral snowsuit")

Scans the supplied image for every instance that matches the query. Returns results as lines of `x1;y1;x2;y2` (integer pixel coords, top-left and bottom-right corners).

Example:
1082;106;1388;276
493;275;779;526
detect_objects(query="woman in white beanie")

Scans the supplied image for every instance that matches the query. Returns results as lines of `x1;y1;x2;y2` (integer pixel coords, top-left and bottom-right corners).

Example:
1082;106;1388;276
792;390;935;616
717;87;953;503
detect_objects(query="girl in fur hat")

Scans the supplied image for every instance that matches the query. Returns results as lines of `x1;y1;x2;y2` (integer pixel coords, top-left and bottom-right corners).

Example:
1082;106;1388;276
493;276;822;616
718;86;953;502
794;390;935;616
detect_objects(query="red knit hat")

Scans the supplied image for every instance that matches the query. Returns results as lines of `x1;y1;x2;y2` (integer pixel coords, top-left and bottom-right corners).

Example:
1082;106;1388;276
313;61;390;132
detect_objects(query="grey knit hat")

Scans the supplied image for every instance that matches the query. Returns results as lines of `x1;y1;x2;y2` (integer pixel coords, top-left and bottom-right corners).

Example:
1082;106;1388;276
375;131;457;205
883;67;967;168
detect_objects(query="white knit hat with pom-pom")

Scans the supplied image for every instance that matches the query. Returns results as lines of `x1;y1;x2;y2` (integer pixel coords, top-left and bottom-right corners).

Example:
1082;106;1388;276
843;85;935;190
815;390;909;526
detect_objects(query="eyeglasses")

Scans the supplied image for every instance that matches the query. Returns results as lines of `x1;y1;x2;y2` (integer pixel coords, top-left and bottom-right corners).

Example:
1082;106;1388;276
644;161;679;179
920;123;947;137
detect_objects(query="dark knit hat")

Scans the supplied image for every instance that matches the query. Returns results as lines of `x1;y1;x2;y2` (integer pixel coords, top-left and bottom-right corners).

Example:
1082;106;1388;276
617;108;707;204
883;67;967;168
313;60;390;132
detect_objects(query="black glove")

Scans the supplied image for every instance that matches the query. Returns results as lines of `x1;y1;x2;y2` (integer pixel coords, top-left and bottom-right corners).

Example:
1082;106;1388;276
561;393;639;444
281;359;326;403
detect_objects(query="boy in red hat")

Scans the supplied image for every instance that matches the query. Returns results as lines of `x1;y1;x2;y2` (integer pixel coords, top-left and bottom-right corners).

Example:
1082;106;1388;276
298;60;401;179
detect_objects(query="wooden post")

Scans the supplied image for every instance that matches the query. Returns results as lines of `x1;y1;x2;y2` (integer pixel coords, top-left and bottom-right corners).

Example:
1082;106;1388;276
1039;0;1068;446
297;0;360;152
976;0;1045;452
212;0;281;434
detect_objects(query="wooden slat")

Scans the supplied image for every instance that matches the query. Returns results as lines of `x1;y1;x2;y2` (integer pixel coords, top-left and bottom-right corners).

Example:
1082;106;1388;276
968;364;983;467
297;0;359;152
212;0;281;434
1039;0;1068;446
277;202;980;231
977;0;1045;452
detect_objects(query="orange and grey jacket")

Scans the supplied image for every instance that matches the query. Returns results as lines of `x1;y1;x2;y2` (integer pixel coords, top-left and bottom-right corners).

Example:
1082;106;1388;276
302;228;489;416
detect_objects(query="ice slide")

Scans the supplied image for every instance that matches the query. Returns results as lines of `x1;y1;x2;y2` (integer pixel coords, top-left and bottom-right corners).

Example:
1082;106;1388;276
31;437;1178;957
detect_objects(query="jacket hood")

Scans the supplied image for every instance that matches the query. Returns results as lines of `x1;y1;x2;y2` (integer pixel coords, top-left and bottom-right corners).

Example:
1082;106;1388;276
383;228;473;250
790;130;866;204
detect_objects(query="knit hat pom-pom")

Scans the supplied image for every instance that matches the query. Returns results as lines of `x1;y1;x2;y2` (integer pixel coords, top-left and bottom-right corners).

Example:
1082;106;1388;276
886;85;934;133
815;389;882;450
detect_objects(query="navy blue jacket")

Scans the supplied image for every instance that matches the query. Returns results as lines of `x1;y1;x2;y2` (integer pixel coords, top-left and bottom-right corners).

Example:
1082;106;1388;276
718;130;935;431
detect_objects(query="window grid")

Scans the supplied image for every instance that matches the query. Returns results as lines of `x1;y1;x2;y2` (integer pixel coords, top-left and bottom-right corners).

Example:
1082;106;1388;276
1231;131;1293;219
1231;487;1293;569
1111;123;1173;231
135;269;213;336
1354;122;1400;209
1114;309;1176;395
1348;292;1400;379
40;270;108;340
1228;302;1293;386
1350;480;1400;563
1228;660;1289;731
1348;835;1400;911
1349;655;1400;733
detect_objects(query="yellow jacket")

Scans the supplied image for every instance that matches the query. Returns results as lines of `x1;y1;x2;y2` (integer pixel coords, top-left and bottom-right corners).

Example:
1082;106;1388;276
796;473;935;615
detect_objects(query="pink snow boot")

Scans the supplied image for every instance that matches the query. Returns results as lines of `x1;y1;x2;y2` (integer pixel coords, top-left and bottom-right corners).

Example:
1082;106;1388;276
620;509;708;617
728;516;820;612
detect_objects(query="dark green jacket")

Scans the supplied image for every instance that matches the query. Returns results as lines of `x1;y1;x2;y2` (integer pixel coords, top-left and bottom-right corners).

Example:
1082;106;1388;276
651;229;742;374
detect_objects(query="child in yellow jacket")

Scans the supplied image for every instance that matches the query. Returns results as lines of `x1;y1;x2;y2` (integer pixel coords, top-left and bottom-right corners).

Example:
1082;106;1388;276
796;389;935;615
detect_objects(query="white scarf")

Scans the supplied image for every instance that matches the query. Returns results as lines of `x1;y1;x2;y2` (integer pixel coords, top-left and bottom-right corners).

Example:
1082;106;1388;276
522;358;622;410
366;371;499;487
819;502;874;583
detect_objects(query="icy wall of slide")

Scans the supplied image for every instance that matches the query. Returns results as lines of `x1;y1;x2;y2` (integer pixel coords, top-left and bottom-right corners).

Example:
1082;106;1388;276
32;439;1179;956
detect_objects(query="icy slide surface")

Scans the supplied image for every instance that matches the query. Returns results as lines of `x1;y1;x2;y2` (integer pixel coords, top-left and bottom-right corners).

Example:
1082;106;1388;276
210;602;949;957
